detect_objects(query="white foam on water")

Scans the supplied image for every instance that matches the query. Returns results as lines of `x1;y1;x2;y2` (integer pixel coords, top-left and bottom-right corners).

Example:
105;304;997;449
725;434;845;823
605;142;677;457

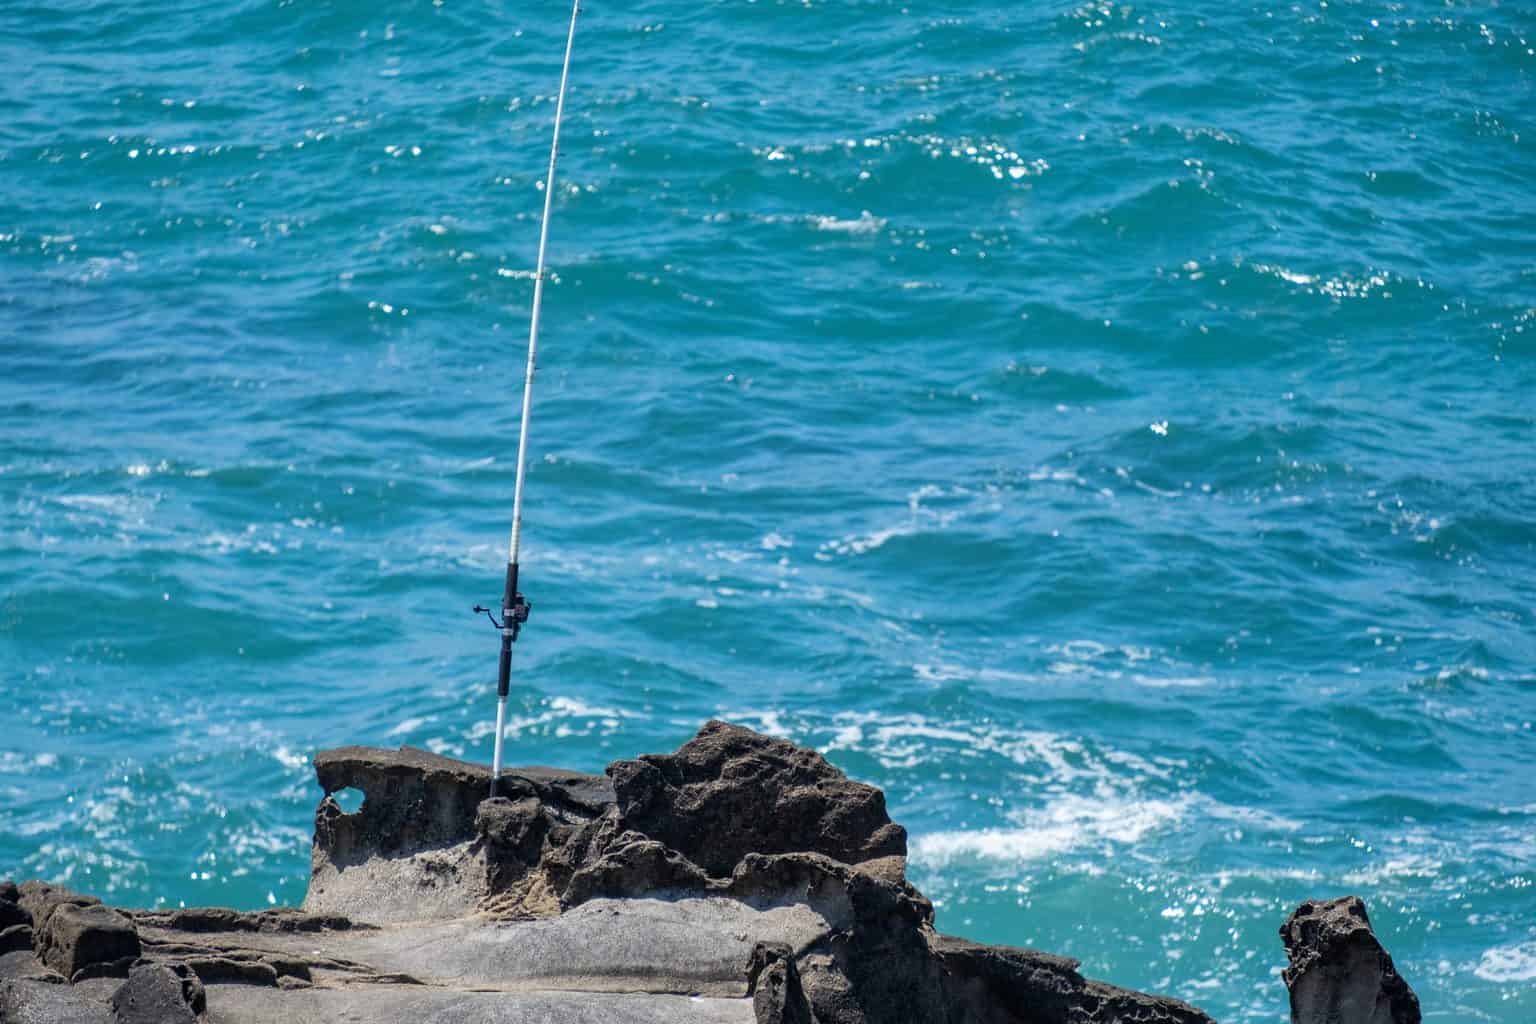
1341;853;1444;887
911;793;1190;868
1199;801;1303;833
1130;674;1216;689
55;493;151;520
1474;941;1536;983
729;708;792;738
811;210;886;235
549;695;636;719
819;522;915;557
825;723;864;750
466;695;635;743
763;708;1161;784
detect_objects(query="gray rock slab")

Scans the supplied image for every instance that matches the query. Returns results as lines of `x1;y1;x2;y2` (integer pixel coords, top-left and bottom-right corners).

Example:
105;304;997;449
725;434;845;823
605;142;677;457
0;949;59;983
304;840;489;924
204;985;756;1024
143;896;834;999
0;976;119;1024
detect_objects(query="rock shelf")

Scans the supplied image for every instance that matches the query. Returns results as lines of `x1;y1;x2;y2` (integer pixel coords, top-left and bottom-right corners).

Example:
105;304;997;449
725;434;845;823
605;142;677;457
2;721;1418;1023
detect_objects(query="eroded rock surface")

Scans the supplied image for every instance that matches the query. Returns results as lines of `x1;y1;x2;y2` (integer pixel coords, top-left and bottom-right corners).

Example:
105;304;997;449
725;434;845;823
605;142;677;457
109;962;206;1024
608;720;907;876
1281;896;1420;1024
4;721;1226;1024
305;745;613;923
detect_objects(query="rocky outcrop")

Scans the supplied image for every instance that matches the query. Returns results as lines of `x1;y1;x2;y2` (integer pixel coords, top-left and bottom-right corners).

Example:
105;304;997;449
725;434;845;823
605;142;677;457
2;721;1235;1023
109;962;206;1024
304;744;612;922
36;902;141;981
1281;896;1420;1024
1;880;140;983
748;942;814;1024
608;720;907;876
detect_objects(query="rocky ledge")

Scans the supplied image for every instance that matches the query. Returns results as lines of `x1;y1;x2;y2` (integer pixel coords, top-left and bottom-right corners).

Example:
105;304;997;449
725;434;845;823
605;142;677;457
2;721;1420;1023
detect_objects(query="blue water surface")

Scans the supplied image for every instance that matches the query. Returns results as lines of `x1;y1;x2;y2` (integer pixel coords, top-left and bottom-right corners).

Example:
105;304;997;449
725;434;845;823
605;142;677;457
2;1;1534;1019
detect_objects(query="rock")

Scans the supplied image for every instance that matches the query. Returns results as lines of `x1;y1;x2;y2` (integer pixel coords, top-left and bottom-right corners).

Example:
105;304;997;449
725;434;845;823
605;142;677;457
203;986;757;1023
607;720;907;878
931;935;1084;1023
304;746;612;923
930;935;1217;1024
477;797;548;857
2;722;1223;1024
133;906;356;934
312;746;613;840
0;924;32;954
1281;896;1420;1024
109;961;207;1024
17;880;99;934
35;902;141;980
0;886;27;931
0;947;63;984
1074;980;1219;1024
1;975;119;1024
176;956;279;986
747;943;813;1024
0;902;29;931
562;833;715;905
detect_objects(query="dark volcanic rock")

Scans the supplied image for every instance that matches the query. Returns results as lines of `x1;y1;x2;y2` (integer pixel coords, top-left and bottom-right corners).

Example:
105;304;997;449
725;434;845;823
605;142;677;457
748;942;813;1024
730;852;952;1024
110;961;207;1024
36;902;141;980
1281;896;1420;1024
0;901;29;930
313;745;494;859
931;935;1083;1023
0;924;33;954
607;720;907;877
476;796;549;859
932;935;1215;1024
1074;980;1217;1024
131;906;356;935
0;883;27;931
314;745;612;846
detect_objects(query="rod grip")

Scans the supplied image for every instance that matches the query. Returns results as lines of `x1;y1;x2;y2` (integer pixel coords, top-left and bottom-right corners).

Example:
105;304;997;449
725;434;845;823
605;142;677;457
497;630;513;698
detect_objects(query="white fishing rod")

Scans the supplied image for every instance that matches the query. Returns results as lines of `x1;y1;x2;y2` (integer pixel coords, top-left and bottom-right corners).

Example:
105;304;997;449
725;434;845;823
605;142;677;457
475;0;580;798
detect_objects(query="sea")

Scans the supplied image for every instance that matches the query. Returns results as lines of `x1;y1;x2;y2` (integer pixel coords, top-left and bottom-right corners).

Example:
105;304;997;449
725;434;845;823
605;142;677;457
2;0;1533;1019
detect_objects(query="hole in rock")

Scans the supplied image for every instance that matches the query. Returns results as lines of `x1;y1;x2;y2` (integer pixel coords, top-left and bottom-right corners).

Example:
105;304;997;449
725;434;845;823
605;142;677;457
331;787;365;814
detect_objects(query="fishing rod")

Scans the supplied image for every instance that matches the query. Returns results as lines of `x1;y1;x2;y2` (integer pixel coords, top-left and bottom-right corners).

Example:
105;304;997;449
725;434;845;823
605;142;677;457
474;0;580;799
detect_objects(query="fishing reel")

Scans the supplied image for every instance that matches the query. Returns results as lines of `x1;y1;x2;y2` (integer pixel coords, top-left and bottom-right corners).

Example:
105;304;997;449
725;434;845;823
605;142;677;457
473;593;531;641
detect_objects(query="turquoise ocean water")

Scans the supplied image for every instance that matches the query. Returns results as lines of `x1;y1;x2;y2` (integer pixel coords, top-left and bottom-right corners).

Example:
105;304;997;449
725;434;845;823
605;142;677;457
3;0;1534;1018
